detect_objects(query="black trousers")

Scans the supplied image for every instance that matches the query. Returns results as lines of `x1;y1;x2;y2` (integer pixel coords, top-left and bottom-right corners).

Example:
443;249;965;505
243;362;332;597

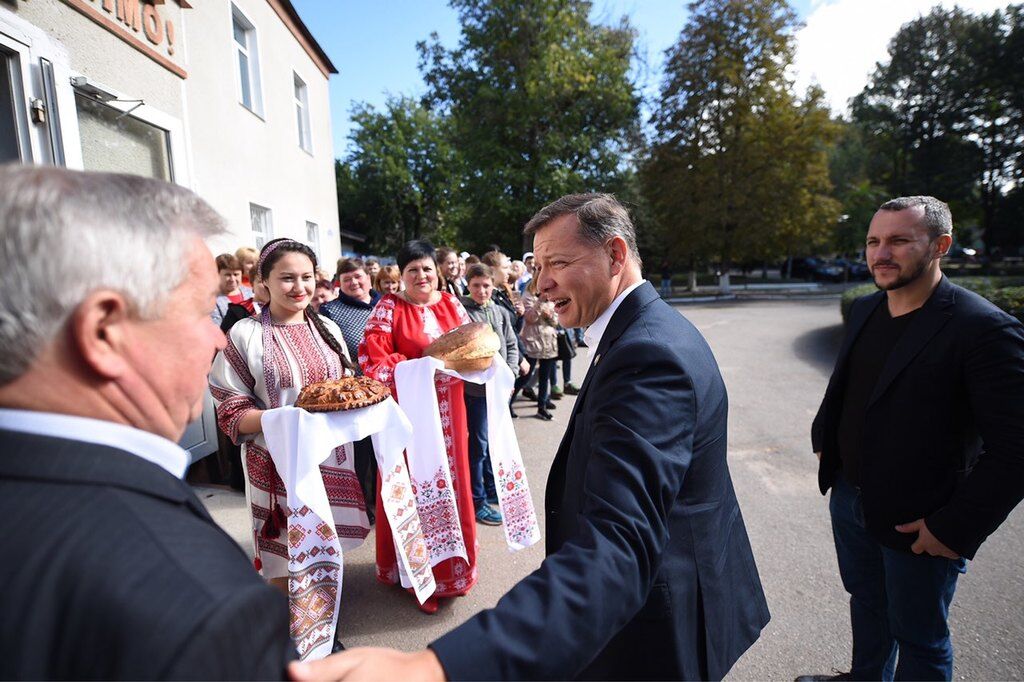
353;437;377;522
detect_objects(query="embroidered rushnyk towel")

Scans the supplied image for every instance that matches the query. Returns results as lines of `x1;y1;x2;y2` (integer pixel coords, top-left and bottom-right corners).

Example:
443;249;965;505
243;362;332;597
261;398;430;660
395;357;541;558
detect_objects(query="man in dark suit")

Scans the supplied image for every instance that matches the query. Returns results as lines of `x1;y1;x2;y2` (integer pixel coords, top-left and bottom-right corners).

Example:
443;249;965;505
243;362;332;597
0;165;297;679
802;196;1024;681
295;194;769;681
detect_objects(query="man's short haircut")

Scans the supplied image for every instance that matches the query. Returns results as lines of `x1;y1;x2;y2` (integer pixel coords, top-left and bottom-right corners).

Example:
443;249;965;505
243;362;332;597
465;255;481;266
215;253;241;272
365;256;380;266
878;196;953;240
0;165;226;385
336;258;365;277
523;193;642;266
466;263;493;282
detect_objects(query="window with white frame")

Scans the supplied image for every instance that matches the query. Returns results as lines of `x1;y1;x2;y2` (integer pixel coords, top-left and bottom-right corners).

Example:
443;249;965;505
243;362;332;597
306;221;321;264
232;5;263;117
75;93;172;181
0;43;29;163
250;203;272;248
294;72;312;153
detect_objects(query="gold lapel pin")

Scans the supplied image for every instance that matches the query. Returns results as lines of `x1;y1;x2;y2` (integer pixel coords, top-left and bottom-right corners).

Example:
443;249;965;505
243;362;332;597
594;353;601;366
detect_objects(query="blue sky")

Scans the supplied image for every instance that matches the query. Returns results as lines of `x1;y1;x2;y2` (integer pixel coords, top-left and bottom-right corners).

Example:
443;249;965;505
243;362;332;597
290;0;811;159
289;0;996;160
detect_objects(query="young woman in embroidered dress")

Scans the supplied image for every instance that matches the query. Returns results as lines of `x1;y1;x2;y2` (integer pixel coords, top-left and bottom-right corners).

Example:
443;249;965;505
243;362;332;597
209;238;369;594
358;239;477;614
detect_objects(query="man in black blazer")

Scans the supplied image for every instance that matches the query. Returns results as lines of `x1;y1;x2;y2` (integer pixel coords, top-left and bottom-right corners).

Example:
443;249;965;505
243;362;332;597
803;196;1024;681
0;166;297;679
298;194;769;681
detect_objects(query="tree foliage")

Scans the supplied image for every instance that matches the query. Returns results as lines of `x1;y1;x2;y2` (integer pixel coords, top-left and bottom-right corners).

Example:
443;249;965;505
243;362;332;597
417;0;641;253
851;4;1024;253
642;0;840;270
336;97;458;255
828;122;889;253
334;1;1024;264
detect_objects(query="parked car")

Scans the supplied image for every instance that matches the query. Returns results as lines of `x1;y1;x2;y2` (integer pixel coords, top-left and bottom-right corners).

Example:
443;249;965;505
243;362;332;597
787;257;822;280
787;257;844;282
834;258;871;281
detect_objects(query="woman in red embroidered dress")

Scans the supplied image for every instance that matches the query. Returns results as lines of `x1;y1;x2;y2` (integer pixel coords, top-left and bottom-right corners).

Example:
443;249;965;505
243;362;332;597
358;239;476;613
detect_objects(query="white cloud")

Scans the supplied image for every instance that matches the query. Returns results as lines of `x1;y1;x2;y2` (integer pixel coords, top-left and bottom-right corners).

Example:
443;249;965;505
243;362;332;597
793;0;1009;114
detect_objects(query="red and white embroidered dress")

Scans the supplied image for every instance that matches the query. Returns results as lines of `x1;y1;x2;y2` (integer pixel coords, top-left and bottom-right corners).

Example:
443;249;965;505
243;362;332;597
209;315;370;578
358;292;479;599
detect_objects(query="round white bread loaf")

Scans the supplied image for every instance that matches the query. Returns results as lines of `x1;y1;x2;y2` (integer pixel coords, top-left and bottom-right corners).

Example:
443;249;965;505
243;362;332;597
424;322;500;371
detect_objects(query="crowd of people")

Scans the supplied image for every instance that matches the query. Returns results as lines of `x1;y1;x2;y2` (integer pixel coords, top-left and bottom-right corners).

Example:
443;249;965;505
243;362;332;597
202;235;591;616
205;240;586;529
3;164;1023;682
196;192;1024;681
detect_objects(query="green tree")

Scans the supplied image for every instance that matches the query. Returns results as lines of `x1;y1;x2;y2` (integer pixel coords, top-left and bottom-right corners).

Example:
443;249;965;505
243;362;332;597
336;97;459;255
851;5;1024;252
642;0;839;283
418;0;641;253
828;121;888;253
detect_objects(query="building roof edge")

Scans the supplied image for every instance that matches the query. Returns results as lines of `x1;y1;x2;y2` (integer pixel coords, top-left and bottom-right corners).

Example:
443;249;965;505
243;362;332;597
268;0;338;77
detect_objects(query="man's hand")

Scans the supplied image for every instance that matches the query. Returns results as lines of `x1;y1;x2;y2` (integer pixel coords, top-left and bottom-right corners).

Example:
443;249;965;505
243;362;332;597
288;648;445;682
895;519;960;559
519;359;530;376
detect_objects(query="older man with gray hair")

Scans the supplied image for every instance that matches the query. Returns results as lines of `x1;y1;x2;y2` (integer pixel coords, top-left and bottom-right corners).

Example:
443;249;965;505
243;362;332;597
0;165;298;678
801;195;1024;681
294;193;769;681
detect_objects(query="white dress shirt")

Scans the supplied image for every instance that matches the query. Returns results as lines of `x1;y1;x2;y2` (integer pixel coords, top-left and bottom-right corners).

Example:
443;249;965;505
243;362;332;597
0;408;190;478
583;281;644;359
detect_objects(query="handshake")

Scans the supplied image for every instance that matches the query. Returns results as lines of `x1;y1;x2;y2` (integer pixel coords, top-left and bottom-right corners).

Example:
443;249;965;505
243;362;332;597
289;648;445;682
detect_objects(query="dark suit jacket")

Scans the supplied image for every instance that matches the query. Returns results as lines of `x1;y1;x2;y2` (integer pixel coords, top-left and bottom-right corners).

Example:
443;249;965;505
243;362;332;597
431;282;769;680
812;276;1024;559
0;429;296;680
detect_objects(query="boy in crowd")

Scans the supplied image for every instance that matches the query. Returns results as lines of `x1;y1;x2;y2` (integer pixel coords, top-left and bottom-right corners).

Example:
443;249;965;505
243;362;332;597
460;263;519;525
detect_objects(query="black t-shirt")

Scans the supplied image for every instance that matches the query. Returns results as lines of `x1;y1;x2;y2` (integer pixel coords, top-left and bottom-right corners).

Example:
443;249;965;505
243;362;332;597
837;301;919;486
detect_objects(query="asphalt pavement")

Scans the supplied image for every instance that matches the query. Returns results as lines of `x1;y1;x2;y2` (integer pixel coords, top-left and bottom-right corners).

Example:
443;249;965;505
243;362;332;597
198;297;1024;680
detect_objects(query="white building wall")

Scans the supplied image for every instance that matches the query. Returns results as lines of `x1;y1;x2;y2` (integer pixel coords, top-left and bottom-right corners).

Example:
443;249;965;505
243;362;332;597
183;0;340;269
8;0;186;117
2;0;340;269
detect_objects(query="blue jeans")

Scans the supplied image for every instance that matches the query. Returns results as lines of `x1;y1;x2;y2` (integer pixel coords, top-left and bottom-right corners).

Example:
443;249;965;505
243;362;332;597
464;394;495;508
514;356;537;393
830;476;966;681
537;358;556;405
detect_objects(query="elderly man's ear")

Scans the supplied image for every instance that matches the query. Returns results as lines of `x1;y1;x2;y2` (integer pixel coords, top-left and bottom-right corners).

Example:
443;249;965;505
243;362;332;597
70;291;135;380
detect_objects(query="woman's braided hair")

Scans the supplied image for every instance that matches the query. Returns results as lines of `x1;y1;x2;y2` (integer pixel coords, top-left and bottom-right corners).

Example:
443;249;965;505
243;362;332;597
258;238;356;374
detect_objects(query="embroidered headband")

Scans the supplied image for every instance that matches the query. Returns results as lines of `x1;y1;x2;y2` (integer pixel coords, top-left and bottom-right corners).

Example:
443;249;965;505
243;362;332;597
256;238;301;276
